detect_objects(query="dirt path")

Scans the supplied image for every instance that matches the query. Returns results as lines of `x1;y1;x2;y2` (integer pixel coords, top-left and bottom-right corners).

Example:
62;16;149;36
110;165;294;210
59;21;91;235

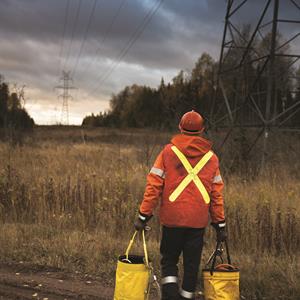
0;262;205;299
0;262;114;299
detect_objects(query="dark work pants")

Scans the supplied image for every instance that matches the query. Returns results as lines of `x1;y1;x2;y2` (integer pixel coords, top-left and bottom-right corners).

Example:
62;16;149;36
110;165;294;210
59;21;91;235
160;226;205;300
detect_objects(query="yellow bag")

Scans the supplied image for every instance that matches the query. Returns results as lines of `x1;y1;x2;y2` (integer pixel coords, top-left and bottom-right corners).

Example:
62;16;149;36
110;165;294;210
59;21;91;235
203;241;240;300
114;230;151;300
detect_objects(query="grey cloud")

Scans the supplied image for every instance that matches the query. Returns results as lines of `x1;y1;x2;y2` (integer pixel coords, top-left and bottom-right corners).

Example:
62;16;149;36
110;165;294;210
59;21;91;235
0;0;298;124
0;0;223;72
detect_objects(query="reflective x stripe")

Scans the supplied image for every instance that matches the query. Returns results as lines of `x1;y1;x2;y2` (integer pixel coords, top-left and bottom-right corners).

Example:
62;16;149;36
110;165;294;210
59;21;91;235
180;288;195;299
213;174;222;183
150;167;165;178
161;276;178;285
169;146;213;204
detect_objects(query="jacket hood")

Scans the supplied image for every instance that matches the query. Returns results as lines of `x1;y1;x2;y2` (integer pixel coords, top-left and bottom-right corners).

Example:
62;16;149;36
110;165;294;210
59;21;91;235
171;134;212;157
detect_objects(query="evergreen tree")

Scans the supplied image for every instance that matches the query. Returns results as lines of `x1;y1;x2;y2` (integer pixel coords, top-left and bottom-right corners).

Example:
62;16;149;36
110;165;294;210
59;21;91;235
0;75;34;134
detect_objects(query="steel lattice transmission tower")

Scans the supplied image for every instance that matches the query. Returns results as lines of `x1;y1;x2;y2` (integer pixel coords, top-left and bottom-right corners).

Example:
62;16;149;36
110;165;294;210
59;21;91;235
55;71;77;125
210;0;300;168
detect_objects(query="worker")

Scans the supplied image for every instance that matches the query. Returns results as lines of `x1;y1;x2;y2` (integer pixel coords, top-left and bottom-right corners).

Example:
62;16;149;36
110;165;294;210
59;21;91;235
134;110;227;300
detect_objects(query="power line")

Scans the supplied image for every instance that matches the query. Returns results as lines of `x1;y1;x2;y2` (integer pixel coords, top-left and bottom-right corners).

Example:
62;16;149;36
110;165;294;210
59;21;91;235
59;0;71;75
87;0;163;94
87;0;164;97
82;0;127;76
63;0;83;72
71;0;99;79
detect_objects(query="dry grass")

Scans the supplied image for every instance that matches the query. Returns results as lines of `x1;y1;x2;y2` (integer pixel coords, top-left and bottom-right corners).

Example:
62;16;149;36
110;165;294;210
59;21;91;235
0;127;299;299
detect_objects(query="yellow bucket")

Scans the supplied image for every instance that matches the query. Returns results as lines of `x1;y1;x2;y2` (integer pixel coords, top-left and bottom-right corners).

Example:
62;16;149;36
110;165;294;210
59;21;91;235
114;230;150;300
203;264;240;300
203;241;240;300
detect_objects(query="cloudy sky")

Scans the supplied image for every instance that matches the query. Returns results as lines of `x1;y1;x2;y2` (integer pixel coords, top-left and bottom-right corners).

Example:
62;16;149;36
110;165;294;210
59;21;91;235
0;0;299;125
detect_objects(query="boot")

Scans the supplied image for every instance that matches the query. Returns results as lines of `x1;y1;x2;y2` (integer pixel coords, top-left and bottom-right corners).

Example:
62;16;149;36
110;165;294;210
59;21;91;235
161;282;180;300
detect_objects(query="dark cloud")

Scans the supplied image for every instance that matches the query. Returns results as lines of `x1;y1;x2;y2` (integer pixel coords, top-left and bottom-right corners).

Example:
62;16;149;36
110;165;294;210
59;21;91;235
0;0;298;124
0;0;222;70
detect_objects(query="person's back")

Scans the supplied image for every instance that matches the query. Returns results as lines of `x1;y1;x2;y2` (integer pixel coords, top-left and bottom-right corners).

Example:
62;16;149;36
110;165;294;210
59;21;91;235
135;111;226;300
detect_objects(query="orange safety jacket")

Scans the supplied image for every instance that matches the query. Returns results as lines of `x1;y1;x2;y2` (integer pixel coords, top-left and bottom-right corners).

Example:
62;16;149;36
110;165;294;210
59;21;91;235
139;134;225;228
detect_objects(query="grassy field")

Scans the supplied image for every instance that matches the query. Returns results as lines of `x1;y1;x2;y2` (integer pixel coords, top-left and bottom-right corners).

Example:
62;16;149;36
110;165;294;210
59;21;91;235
0;126;299;299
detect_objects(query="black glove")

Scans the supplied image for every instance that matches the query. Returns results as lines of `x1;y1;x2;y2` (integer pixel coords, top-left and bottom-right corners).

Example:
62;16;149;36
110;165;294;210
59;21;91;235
212;222;227;243
134;212;152;231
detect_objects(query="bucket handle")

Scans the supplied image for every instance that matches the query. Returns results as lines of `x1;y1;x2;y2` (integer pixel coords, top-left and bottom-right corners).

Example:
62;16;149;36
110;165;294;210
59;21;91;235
206;240;232;275
125;230;149;267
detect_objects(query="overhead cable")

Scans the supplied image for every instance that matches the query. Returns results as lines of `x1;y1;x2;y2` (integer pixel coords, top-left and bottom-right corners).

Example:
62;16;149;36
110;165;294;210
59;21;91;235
71;0;100;79
82;0;127;75
59;0;71;75
63;0;83;71
87;0;164;97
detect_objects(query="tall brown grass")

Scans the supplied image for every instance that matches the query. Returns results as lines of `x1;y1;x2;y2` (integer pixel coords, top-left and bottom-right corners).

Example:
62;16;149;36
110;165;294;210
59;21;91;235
0;127;299;299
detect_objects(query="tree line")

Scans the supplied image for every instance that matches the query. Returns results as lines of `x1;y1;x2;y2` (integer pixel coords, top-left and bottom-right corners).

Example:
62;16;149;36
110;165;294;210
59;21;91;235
82;28;300;130
82;53;218;129
0;75;34;139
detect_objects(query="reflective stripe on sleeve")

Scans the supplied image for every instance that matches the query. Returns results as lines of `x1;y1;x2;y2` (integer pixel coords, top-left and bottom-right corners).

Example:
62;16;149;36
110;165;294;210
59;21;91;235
219;222;226;228
150;167;165;178
138;214;146;221
180;288;195;299
213;174;222;183
161;276;178;285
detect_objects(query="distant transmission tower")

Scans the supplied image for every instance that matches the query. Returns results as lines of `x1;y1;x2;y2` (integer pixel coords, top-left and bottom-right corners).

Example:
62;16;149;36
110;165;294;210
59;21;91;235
210;0;300;168
55;71;76;125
